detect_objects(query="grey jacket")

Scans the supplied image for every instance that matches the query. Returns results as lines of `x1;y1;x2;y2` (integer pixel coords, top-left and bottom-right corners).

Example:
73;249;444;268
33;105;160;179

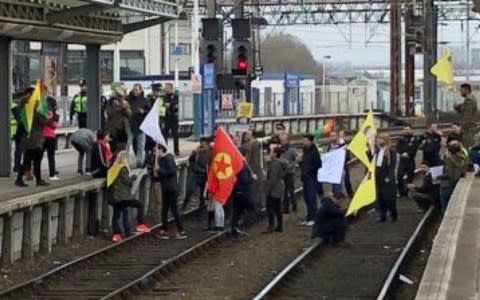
264;158;287;199
25;112;48;150
111;167;137;203
71;128;96;149
280;144;298;174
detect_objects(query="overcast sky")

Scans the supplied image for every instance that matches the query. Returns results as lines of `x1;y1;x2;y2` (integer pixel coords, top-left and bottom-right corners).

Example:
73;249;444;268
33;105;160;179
268;20;480;67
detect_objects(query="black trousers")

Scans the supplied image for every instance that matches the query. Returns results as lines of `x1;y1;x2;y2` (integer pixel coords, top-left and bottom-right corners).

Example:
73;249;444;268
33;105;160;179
161;190;183;232
321;220;347;246
344;167;353;197
397;159;415;197
283;173;296;211
43;137;56;177
377;186;398;221
163;120;179;154
112;200;144;235
13;136;24;172
266;196;283;230
231;191;255;231
18;148;43;183
77;113;87;128
410;192;432;210
182;173;207;211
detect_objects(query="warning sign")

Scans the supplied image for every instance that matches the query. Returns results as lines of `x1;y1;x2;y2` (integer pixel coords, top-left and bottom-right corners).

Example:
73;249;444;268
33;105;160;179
236;102;254;119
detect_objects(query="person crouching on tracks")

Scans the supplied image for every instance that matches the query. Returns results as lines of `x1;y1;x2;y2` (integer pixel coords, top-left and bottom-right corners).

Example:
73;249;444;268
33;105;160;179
110;151;150;242
407;165;440;213
152;144;187;239
311;196;349;247
396;124;420;198
263;147;287;233
438;142;468;212
375;133;398;222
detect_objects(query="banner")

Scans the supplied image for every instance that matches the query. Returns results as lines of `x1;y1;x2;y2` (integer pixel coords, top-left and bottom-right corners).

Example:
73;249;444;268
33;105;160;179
317;148;346;184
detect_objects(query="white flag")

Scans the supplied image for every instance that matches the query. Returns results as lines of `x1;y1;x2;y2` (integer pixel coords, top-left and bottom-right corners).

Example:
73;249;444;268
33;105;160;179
140;99;167;148
317;148;347;184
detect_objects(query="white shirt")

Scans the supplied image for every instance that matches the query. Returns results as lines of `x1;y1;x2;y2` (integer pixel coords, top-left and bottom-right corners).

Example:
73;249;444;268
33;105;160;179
376;147;386;167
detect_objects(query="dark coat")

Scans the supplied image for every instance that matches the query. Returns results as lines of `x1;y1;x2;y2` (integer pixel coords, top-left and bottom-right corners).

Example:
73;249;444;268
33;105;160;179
154;153;178;192
300;145;322;182
447;132;463;145
396;134;420;161
265;158;287;199
419;131;442;166
164;92;179;122
111;167;136;203
127;92;150;130
233;165;254;195
188;146;212;176
415;172;439;204
311;197;347;239
25;112;48;150
375;147;397;197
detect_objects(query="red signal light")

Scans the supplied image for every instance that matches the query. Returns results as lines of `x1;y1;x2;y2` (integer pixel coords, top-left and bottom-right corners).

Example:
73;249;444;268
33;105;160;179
237;59;248;70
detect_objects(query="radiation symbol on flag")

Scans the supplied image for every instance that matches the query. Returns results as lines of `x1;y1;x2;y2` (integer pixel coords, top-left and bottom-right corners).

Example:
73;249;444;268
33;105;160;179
213;152;234;180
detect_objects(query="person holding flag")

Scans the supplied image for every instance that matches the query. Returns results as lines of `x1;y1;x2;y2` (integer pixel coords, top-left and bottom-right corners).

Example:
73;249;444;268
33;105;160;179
15;81;49;187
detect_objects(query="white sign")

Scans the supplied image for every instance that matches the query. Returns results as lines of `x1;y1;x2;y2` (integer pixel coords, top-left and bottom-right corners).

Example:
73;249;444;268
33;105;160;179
221;94;234;110
317;148;347;184
428;166;444;185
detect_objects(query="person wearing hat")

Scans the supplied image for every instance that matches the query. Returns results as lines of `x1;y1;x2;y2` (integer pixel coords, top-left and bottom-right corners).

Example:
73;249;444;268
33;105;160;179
106;84;132;153
70;79;88;128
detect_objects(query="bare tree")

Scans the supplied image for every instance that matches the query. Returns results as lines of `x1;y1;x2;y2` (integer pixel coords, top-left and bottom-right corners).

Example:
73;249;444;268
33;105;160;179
260;33;324;82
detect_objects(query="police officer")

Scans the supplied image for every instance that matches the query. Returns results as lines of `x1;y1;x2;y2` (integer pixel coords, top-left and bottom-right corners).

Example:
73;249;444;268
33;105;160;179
70;79;88;128
455;83;478;148
396;124;420;197
163;83;180;156
419;122;442;167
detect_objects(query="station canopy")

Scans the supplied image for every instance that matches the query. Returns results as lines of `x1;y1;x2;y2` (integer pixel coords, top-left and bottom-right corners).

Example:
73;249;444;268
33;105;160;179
0;0;179;44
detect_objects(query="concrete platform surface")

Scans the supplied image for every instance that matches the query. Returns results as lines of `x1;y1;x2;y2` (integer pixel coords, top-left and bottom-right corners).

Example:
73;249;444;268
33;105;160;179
1;139;197;203
416;174;479;300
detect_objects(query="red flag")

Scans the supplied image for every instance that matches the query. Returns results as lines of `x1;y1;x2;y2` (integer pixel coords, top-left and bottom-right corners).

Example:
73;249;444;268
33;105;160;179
206;127;245;205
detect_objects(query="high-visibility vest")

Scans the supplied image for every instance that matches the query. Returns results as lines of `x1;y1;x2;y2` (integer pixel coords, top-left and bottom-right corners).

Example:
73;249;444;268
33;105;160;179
158;98;166;117
72;94;87;113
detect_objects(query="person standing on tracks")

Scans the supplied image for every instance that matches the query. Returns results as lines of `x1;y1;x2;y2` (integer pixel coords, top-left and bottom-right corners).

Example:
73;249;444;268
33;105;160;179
152;144;186;239
106;85;132;153
300;134;322;227
264;146;287;233
375;133;398;222
127;83;151;167
419;122;442;167
455;83;478;148
438;142;468;212
182;137;211;213
110;151;150;242
311;196;349;247
279;133;298;213
70;79;88;128
70;128;96;175
163;83;180;156
396;124;420;198
244;129;263;212
326;131;348;199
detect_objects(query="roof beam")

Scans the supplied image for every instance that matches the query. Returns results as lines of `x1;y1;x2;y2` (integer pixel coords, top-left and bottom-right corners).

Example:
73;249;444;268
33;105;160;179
47;4;111;24
122;16;170;34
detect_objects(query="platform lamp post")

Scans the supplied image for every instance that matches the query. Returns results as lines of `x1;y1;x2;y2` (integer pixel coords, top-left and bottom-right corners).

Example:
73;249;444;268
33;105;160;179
322;55;331;111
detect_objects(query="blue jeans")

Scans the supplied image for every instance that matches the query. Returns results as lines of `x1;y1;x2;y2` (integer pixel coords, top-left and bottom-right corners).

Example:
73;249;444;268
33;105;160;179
131;131;146;166
303;178;318;221
469;150;480;166
440;187;454;212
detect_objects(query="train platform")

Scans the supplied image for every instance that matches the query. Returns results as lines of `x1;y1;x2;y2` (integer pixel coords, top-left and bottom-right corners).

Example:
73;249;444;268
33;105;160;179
416;173;478;300
1;139;198;203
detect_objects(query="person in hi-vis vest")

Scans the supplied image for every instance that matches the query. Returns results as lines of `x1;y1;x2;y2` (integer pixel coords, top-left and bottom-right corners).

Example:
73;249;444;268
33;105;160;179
70;79;88;128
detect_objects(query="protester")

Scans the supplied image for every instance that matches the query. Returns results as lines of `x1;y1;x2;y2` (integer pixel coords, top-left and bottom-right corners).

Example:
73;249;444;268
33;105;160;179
279;133;298;213
419;122;442;167
326;131;347;198
90;130;113;178
70;79;88;128
153;144;186;239
15;101;49;187
230;147;256;236
182;137;211;213
244;129;263;212
396;124;420;197
375;133;398;222
264;147;286;233
408;165;440;212
455;83;478;148
300;134;322;227
42;101;59;181
439;142;468;212
106;85;132;153
12;88;33;177
127;83;150;167
109;151;150;242
70;128;96;175
338;130;353;198
311;196;349;247
163;83;180;156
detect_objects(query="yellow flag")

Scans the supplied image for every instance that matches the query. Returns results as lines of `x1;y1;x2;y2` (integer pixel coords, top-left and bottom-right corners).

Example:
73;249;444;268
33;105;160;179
347;110;376;170
107;161;126;187
431;50;454;88
346;168;376;216
22;81;42;133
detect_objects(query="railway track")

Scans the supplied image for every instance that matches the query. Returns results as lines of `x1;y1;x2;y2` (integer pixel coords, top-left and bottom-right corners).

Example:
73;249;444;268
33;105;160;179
252;202;436;300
